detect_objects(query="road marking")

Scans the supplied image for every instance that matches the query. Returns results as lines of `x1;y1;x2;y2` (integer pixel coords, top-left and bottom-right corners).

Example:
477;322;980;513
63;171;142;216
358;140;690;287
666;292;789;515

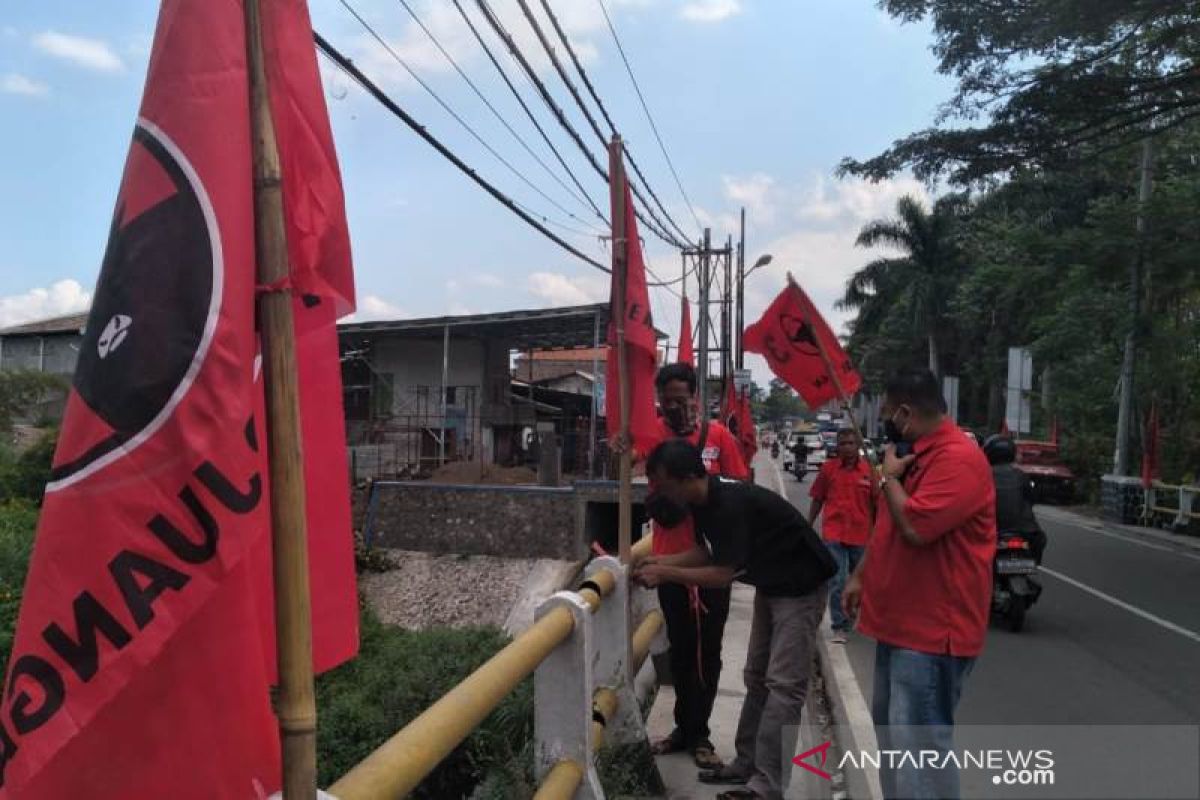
1035;507;1200;562
1040;566;1200;645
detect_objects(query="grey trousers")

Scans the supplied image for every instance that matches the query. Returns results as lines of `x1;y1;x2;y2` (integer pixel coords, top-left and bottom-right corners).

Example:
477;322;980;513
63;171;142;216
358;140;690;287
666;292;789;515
729;585;827;800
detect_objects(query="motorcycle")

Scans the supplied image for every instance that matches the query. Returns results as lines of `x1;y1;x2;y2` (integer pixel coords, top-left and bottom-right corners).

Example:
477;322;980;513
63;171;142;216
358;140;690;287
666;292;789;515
992;531;1042;632
791;458;808;481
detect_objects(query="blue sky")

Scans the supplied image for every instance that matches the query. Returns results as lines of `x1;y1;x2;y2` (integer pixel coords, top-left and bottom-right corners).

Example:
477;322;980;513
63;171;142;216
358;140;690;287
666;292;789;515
0;0;951;383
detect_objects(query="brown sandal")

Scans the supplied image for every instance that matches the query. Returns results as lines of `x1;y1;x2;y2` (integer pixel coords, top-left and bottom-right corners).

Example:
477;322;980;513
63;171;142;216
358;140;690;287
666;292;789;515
692;740;724;769
650;731;688;755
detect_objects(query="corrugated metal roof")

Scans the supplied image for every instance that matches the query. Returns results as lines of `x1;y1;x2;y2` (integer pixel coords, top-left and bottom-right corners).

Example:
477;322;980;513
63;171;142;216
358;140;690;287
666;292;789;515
0;312;89;336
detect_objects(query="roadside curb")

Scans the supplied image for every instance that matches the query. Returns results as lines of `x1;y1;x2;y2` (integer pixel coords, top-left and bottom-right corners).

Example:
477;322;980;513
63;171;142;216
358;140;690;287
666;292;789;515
762;456;883;800
815;622;883;800
1036;505;1200;554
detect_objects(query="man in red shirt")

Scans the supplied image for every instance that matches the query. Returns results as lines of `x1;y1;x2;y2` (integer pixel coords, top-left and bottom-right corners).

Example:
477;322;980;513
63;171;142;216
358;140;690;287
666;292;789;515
643;363;748;768
843;368;995;800
808;427;874;644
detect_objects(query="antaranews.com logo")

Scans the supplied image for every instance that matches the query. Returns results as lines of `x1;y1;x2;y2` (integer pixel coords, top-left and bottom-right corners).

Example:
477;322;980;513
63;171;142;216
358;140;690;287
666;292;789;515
794;743;1056;786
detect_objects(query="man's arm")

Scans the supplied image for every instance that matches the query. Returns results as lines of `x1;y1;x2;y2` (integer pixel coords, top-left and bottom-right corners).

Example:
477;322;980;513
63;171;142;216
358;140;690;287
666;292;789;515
881;478;926;547
643;545;711;568
807;498;825;528
636;563;737;589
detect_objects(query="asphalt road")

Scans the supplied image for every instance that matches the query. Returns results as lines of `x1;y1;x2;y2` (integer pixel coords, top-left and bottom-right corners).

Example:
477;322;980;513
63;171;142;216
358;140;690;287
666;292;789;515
771;455;1200;727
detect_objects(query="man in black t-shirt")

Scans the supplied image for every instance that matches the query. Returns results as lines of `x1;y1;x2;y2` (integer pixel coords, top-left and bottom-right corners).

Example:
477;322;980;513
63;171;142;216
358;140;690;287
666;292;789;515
636;439;836;800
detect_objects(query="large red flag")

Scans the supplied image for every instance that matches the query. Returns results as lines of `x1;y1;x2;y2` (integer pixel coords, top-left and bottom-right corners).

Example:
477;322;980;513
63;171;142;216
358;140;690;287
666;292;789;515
1142;402;1160;489
606;183;659;455
1;1;357;796
743;282;861;408
678;297;695;366
738;388;758;462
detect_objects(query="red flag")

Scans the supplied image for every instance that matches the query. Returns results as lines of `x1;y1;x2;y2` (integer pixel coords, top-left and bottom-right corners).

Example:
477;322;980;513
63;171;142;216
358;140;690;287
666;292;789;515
605;184;659;454
1142;402;1160;489
742;282;860;408
1;1;357;796
678;298;695;366
737;388;758;462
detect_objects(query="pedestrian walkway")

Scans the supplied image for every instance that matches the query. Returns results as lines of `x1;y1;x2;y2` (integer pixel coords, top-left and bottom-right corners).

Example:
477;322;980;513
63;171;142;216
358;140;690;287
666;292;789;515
646;452;830;800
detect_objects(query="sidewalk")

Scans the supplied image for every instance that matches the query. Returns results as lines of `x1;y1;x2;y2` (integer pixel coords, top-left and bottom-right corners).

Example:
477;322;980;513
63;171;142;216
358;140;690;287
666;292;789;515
1035;503;1200;554
645;453;831;800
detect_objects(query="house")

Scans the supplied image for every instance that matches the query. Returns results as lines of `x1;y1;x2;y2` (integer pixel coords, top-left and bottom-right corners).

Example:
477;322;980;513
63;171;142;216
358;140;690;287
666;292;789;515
339;303;615;478
0;312;88;377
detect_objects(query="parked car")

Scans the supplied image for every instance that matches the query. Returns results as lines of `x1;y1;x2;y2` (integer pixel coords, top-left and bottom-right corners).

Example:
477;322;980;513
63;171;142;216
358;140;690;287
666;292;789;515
1014;440;1077;503
804;434;826;468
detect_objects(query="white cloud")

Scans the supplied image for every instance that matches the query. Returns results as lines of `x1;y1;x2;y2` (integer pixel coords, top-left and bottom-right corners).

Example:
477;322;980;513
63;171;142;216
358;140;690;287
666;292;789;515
33;31;124;73
343;293;407;323
0;279;92;329
722;173;776;225
680;0;741;23
526;272;607;306
1;73;49;97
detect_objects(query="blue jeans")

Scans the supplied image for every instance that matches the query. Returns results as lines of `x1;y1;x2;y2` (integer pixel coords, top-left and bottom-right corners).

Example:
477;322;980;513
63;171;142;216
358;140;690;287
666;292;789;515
825;541;864;631
872;642;975;800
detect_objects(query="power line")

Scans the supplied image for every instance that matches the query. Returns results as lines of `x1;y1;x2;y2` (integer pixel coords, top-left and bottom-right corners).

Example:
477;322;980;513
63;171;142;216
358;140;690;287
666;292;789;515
315;31;609;274
536;0;696;243
449;0;609;227
335;0;594;236
316;31;686;289
472;0;686;251
510;0;692;247
596;0;703;233
395;0;603;232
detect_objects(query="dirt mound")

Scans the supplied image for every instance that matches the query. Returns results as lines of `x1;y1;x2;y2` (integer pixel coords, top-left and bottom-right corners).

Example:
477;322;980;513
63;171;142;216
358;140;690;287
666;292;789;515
430;461;538;486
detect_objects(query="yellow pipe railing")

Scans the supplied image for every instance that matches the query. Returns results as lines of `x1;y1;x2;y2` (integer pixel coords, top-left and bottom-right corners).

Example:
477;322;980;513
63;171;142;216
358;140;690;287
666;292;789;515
534;608;665;800
330;570;615;799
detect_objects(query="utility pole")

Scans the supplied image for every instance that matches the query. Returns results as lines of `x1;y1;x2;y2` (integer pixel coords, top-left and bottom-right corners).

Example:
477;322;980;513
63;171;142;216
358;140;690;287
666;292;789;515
1114;136;1154;476
737;207;745;370
719;235;731;391
609;135;633;563
697;227;711;417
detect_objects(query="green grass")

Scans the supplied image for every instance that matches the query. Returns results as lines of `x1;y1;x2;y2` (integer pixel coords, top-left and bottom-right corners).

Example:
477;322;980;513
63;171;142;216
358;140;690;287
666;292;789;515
0;501;38;670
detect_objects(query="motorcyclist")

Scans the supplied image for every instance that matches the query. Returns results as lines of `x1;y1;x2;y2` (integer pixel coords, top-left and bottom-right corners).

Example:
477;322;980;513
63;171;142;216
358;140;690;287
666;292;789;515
983;434;1047;564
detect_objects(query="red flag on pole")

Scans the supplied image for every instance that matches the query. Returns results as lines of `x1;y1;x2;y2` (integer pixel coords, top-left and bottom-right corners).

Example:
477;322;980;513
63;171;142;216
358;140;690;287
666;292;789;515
606;184;659;455
1142;402;1160;489
1;1;357;796
737;388;758;462
678;297;695;366
742;282;861;408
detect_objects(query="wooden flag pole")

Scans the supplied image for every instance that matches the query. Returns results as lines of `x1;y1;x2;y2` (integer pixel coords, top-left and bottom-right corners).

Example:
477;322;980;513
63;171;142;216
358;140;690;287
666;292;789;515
785;272;875;466
610;135;633;564
245;1;319;795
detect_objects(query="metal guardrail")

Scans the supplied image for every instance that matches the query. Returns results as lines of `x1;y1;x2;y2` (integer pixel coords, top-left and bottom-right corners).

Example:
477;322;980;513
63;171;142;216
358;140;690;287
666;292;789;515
1143;482;1200;530
330;536;664;800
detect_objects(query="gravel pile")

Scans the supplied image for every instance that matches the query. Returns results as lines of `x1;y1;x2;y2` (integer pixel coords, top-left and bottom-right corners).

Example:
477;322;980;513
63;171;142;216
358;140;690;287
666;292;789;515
360;550;543;630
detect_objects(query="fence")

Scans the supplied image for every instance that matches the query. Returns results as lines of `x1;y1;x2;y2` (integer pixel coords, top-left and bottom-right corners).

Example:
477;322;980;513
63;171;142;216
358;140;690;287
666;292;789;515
329;536;660;799
1142;482;1200;531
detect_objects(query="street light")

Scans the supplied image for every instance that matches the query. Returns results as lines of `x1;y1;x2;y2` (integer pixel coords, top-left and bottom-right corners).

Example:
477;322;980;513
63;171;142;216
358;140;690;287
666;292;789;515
745;253;773;278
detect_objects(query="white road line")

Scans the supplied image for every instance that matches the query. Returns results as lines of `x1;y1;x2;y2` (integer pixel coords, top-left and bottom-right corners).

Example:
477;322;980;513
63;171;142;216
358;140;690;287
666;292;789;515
1040;566;1200;645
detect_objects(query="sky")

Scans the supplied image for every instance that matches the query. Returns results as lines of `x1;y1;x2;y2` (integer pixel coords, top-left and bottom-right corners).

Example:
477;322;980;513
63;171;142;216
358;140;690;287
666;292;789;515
0;0;950;386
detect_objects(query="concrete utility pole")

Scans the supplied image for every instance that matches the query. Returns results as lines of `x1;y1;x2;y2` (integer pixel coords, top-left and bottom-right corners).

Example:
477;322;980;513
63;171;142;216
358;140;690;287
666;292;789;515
697;227;711;417
737;207;745;370
1114;136;1154;476
721;235;733;391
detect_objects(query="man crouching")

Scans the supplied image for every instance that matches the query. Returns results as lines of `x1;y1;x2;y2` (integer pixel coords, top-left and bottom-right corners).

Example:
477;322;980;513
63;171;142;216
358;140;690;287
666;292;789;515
635;438;836;800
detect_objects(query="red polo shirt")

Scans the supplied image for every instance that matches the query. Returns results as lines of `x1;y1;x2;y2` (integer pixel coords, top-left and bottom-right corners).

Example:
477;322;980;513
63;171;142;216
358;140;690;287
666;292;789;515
809;457;875;546
649;419;749;555
857;419;996;657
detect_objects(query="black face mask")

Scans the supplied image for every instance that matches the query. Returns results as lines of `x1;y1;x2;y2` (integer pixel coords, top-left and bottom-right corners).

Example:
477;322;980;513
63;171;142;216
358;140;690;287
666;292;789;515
662;403;695;435
646;491;689;528
884;413;914;457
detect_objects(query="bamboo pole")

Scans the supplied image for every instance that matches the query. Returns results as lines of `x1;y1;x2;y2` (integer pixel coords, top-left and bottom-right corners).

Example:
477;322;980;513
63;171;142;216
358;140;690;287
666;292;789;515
244;1;319;796
610;135;633;564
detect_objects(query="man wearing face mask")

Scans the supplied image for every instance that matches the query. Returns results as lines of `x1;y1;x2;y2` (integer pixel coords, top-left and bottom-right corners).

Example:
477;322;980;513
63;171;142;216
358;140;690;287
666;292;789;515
640;362;749;769
842;368;996;800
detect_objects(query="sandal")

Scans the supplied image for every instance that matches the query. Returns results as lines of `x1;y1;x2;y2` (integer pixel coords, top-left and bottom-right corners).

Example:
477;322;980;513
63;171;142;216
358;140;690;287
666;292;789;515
715;790;761;800
698;765;749;785
650;730;688;755
692;740;724;770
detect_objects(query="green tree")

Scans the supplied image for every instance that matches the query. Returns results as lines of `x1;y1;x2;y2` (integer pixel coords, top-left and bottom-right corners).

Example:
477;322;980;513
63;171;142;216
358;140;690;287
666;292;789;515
761;378;806;425
840;194;965;379
0;370;63;433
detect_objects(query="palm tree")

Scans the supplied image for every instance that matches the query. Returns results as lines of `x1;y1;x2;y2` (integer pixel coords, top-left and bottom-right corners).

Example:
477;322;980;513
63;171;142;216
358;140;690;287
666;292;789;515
839;194;964;379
